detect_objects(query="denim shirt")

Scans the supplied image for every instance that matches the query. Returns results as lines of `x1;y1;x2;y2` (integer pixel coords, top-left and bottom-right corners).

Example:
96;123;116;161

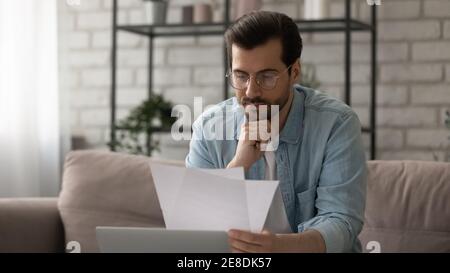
185;84;367;253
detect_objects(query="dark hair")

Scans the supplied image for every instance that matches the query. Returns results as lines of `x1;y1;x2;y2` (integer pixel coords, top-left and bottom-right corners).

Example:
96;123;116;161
224;10;302;72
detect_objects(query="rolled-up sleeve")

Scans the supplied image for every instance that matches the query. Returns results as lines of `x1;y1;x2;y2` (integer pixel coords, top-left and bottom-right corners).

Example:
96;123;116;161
185;118;215;169
297;111;367;253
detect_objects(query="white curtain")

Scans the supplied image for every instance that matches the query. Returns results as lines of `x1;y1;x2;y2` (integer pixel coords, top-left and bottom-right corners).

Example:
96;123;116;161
0;0;61;197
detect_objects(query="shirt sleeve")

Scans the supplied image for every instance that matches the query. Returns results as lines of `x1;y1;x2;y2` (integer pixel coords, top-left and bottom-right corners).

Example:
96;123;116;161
185;118;216;169
297;110;367;253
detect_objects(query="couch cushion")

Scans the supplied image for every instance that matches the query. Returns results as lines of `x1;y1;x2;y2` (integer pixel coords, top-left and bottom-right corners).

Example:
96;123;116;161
58;150;184;253
359;160;450;253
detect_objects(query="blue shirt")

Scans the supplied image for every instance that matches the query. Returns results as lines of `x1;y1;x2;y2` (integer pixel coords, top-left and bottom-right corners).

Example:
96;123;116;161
185;84;367;253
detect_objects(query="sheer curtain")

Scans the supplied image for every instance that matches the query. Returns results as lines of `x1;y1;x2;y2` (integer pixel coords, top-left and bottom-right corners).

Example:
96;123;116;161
0;0;61;197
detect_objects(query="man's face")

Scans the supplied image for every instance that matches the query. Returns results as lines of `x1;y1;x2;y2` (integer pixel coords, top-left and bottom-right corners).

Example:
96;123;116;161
231;38;299;119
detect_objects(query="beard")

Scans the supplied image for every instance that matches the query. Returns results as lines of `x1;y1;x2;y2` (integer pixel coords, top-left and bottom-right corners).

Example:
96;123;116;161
238;89;290;121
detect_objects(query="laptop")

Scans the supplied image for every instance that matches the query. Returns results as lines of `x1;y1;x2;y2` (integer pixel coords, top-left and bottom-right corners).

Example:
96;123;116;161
96;227;231;253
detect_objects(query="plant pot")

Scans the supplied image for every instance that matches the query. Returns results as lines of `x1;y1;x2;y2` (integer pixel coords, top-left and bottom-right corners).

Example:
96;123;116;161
193;3;213;24
144;1;168;25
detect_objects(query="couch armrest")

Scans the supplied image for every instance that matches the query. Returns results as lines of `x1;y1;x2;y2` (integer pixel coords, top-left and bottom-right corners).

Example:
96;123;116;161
0;198;65;253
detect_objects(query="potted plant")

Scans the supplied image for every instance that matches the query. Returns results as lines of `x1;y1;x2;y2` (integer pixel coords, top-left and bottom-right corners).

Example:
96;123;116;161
108;94;176;156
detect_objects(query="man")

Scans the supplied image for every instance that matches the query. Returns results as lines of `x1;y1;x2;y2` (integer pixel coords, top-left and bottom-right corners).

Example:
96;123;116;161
185;11;367;253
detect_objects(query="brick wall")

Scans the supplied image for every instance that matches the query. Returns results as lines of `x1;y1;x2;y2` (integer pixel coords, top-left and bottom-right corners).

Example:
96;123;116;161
59;0;450;161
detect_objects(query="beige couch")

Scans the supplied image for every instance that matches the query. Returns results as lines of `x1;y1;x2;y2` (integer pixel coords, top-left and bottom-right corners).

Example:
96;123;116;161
0;150;449;253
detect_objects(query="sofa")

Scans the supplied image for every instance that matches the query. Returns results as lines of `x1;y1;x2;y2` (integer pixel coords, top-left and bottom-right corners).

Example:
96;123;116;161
0;150;449;253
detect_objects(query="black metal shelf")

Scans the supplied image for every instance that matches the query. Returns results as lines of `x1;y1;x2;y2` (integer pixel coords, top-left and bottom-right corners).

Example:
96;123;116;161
110;0;378;159
116;18;373;37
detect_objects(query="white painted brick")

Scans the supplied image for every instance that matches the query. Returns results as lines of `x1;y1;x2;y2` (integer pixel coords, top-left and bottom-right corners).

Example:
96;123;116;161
407;129;449;148
444;21;450;38
154;37;196;48
70;110;80;128
352;43;408;63
262;2;298;19
66;71;80;88
193;67;224;85
81;69;109;87
196;36;224;46
379;151;441;161
60;14;76;31
69;32;90;49
310;33;369;44
164;86;208;107
353;107;369;127
117;87;147;107
352;85;408;106
319;85;343;101
315;65;343;85
360;0;420;20
66;0;101;11
380;64;443;83
68;51;109;67
70;89;109;108
446;65;450;82
328;1;358;19
168;47;223;65
412;42;450;61
301;44;343;64
411;84;450;105
378;43;409;63
379;21;440;41
77;12;111;30
377;129;404;149
103;0;142;9
81;68;133;87
137;67;191;86
92;30;142;48
424;0;450;17
154;67;191;86
315;64;370;84
378;107;437;127
311;33;344;43
118;32;143;47
118;48;165;67
128;9;145;24
80;109;110;126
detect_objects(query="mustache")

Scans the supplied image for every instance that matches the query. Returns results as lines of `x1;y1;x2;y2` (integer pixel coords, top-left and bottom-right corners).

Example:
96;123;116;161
239;97;269;105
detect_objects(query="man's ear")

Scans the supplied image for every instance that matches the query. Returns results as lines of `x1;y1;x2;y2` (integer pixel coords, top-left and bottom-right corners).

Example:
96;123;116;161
291;59;301;83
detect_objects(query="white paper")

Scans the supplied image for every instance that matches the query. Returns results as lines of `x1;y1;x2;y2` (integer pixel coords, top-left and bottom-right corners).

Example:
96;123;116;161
149;162;291;233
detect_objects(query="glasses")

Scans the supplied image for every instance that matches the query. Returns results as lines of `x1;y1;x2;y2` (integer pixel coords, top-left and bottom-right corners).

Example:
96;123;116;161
226;64;293;90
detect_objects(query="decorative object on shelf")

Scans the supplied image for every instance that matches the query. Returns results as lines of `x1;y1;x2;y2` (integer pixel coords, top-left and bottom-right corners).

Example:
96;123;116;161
142;0;168;25
193;3;213;23
233;0;262;20
304;0;328;20
182;5;194;24
108;94;176;156
300;64;321;90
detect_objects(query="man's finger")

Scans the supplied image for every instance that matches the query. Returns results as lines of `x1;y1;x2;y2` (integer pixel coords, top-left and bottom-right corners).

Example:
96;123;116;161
228;229;263;245
229;238;262;253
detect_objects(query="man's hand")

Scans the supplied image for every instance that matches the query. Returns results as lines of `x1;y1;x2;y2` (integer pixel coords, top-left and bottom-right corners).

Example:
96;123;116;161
228;229;281;253
227;229;326;253
227;119;271;171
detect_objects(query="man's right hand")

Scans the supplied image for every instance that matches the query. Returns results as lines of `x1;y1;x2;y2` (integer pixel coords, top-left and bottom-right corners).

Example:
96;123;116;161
227;119;270;171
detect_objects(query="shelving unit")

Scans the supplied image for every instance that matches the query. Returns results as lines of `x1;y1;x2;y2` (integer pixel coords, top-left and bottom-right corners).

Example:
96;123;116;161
110;0;378;159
